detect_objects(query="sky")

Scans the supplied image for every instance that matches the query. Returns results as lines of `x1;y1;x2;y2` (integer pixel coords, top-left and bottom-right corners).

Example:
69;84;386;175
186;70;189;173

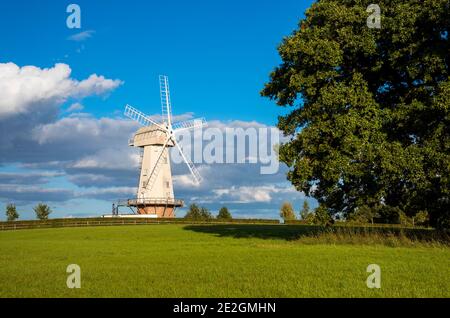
0;0;316;220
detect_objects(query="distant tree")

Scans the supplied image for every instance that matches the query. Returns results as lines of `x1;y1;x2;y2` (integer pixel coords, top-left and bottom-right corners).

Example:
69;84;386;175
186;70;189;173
313;206;333;226
399;211;413;227
303;213;316;225
33;203;52;220
300;201;310;220
413;211;429;227
200;207;213;220
6;203;19;221
280;202;296;221
184;204;202;220
217;207;232;220
377;205;402;224
399;209;430;227
348;205;378;224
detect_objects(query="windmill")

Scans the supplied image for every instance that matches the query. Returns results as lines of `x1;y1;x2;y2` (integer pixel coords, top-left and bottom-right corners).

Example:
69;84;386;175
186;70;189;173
123;75;207;217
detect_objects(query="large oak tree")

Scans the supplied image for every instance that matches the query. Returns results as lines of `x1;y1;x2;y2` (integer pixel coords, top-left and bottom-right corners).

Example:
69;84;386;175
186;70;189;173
262;0;449;228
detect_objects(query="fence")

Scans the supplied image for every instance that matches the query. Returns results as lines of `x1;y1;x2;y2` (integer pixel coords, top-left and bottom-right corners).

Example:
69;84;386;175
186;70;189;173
1;218;432;232
0;217;280;231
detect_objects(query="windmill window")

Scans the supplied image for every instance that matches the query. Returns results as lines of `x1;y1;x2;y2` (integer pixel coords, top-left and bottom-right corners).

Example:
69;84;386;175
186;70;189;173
165;181;170;188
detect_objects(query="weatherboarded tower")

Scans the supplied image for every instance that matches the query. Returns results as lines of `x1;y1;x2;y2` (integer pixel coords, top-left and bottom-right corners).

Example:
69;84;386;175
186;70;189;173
128;124;180;217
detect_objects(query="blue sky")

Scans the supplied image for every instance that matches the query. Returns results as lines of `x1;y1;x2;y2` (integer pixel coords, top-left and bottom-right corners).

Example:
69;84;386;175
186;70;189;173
0;0;315;220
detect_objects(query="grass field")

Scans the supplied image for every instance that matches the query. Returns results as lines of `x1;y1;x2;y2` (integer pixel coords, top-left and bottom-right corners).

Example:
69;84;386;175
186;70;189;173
0;224;449;297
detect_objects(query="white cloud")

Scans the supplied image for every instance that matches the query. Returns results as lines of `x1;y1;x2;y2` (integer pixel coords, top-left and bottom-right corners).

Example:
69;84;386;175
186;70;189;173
76;74;123;97
70;148;140;170
0;62;123;118
1;104;309;212
67;30;95;42
32;115;136;145
211;185;297;203
0;184;74;204
172;173;203;188
67;102;84;112
76;186;136;200
0;171;64;184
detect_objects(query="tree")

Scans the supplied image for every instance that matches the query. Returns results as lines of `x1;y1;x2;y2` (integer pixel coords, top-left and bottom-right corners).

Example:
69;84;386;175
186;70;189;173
348;205;378;224
313;206;334;226
200;207;213;220
33;203;52;220
217;207;232;220
413;210;429;227
261;0;450;229
5;203;19;221
184;204;202;220
303;213;316;225
184;204;212;220
300;201;310;220
280;201;296;221
399;211;413;227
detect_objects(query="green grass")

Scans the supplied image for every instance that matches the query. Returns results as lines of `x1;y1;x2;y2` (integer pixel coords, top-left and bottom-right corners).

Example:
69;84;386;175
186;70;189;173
0;224;449;297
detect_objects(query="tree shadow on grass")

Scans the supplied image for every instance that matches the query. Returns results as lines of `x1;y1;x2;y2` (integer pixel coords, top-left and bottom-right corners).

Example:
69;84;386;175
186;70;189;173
183;224;324;241
182;224;448;243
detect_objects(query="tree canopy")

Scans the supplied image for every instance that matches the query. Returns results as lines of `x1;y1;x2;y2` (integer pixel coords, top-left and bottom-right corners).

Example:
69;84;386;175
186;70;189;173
262;0;449;228
185;204;213;220
6;203;19;221
300;201;311;220
217;207;232;220
33;203;51;220
185;204;202;219
280;202;296;221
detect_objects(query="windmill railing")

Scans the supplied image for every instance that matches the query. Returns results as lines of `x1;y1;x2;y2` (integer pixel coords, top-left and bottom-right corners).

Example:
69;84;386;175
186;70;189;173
119;198;184;207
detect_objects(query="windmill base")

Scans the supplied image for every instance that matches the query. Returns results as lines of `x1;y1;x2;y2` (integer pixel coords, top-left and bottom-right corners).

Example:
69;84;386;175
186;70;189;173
123;198;184;218
137;205;176;218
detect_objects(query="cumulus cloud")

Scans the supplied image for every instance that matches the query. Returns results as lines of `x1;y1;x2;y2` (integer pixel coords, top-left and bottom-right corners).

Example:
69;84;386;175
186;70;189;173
0;70;307;215
0;62;122;118
0;171;64;185
0;184;74;204
77;186;136;201
211;185;298;203
32;115;135;146
67;102;84;112
36;115;291;203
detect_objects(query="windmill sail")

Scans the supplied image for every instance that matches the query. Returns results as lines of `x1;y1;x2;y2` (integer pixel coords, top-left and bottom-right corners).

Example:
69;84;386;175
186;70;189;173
172;118;207;131
159;75;172;126
124;104;164;129
175;142;202;184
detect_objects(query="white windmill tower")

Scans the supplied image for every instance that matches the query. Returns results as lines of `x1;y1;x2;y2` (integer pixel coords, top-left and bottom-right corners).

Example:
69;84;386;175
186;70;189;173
123;75;207;217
